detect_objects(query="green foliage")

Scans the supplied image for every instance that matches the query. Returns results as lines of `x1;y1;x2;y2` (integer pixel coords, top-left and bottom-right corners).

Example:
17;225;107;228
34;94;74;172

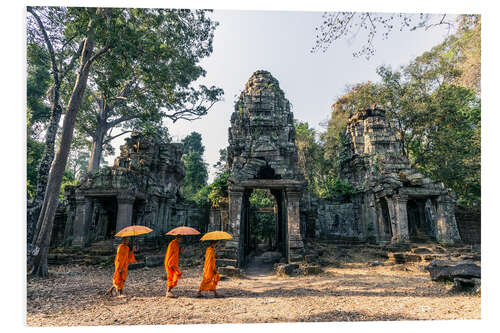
193;147;230;207
193;171;230;207
59;170;78;201
213;148;228;174
249;190;275;245
26;43;51;138
408;84;480;206
60;7;223;172
294;120;354;199
315;175;356;199
322;18;481;206
181;151;208;200
249;189;274;208
182;132;205;155
27;137;45;199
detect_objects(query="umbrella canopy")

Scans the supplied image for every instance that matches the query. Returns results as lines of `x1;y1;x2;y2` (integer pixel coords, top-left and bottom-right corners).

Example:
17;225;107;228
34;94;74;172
166;226;201;236
200;231;233;241
115;225;153;237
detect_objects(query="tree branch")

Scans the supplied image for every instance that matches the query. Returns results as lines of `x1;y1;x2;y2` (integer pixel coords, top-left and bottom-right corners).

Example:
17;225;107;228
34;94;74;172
103;130;133;144
107;114;137;128
27;7;60;97
61;40;84;78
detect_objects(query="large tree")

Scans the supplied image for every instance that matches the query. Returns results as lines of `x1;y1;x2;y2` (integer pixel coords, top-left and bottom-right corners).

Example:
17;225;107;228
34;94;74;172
323;18;481;206
29;7;112;277
182;131;205;155
29;7;222;277
181;132;208;200
74;10;222;173
27;7;85;242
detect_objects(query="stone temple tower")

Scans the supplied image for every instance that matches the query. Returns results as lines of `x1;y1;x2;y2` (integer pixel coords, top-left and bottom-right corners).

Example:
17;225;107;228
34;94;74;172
227;70;304;182
224;70;306;267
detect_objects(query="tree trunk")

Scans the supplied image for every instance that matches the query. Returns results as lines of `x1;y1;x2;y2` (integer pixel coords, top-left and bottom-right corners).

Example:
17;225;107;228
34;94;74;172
87;121;107;174
29;21;97;277
27;100;62;244
26;7;63;244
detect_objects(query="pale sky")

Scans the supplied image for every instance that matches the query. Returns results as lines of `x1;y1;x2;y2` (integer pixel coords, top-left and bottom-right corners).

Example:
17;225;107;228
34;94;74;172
107;9;456;182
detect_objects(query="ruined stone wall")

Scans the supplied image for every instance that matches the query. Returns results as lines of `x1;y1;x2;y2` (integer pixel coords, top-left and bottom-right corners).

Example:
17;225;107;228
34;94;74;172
455;206;481;244
338;106;461;244
313;201;358;240
57;132;208;248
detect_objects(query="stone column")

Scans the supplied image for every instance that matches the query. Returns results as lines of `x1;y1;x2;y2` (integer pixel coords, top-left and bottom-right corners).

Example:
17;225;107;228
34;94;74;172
72;195;92;247
393;194;410;242
435;194;461;243
227;186;244;264
385;196;398;242
286;189;304;263
116;193;135;234
364;193;379;242
425;198;438;238
143;196;159;238
95;205;109;241
63;201;75;245
375;199;385;241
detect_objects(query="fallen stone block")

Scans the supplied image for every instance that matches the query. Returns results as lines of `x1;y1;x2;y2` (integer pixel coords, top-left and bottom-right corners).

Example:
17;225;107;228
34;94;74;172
302;265;323;275
218;266;241;277
259;251;282;264
425;260;481;281
450;277;481;294
387;253;422;264
128;262;145;270
275;263;299;277
411;247;433;254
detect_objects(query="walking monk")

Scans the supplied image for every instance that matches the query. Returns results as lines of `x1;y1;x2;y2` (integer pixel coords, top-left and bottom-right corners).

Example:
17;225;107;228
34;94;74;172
195;241;222;298
165;235;183;298
106;237;136;297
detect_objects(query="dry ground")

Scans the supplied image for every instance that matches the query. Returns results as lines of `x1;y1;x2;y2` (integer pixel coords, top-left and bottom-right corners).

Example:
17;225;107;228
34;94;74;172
26;259;480;326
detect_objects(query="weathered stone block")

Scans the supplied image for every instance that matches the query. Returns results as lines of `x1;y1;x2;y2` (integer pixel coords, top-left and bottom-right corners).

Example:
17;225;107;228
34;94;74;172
451;277;481;294
411;247;433;254
219;266;241;277
425;260;481;281
302;265;323;275
387;253;422;263
128;262;145;270
275;263;299;276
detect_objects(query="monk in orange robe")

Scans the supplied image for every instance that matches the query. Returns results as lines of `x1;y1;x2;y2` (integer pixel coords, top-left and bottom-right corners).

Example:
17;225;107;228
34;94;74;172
165;235;183;298
106;237;136;297
195;241;222;298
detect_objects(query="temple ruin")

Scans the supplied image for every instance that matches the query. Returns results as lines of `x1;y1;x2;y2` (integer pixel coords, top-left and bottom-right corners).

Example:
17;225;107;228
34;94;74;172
53;133;207;248
223;70;306;267
301;106;461;244
50;71;468;260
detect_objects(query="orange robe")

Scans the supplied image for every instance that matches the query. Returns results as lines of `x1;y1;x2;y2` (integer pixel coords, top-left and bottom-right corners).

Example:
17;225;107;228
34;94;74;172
165;239;182;289
112;244;136;291
199;246;220;291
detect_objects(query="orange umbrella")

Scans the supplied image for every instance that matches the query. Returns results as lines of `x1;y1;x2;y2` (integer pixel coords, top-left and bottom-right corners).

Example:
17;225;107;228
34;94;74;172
166;226;201;236
200;231;233;241
115;225;153;237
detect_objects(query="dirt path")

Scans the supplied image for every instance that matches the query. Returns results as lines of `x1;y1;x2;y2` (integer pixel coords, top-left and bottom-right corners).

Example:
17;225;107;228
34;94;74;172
26;261;480;326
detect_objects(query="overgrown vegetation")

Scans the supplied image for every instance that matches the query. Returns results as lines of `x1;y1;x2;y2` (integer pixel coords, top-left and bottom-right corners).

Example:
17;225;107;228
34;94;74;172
320;15;480;207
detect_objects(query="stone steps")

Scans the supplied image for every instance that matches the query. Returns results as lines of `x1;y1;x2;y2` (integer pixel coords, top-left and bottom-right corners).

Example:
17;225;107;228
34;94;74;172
216;258;237;267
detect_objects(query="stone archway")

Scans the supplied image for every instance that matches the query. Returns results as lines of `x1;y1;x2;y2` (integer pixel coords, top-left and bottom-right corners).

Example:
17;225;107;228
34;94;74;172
224;70;306;267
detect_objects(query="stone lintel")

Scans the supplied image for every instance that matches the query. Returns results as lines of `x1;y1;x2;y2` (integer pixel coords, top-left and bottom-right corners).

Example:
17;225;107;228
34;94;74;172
233;179;305;190
116;192;136;204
